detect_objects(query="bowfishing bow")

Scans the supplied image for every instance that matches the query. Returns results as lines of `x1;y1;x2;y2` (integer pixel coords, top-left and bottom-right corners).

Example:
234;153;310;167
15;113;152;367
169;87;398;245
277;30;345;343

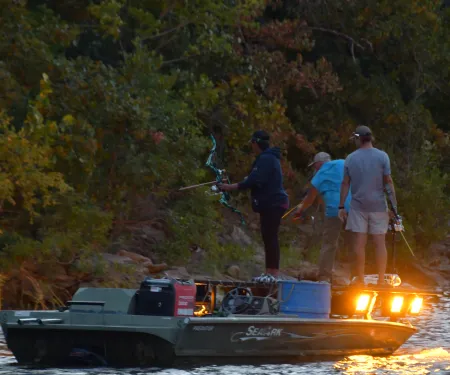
205;134;246;225
385;185;417;260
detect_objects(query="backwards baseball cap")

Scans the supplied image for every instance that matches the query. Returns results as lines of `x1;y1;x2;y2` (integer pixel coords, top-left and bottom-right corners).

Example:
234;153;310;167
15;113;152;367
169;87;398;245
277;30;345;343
308;152;331;167
351;125;372;139
249;130;270;143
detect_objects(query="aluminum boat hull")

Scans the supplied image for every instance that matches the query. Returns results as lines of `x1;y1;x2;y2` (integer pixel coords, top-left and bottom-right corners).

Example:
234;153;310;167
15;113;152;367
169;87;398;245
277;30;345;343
1;310;416;367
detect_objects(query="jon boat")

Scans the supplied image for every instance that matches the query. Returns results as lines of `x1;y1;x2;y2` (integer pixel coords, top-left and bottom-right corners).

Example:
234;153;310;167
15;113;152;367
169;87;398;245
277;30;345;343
0;274;440;368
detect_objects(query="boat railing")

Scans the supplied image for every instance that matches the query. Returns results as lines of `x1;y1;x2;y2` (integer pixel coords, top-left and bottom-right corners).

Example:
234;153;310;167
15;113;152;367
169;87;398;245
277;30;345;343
192;278;442;322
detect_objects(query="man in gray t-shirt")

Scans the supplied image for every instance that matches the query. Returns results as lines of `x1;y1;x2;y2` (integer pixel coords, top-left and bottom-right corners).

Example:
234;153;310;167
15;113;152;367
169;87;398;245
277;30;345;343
338;125;398;287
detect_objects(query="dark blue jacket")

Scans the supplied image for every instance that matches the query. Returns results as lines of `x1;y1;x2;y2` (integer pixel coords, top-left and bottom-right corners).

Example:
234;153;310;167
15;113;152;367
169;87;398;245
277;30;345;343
237;147;289;213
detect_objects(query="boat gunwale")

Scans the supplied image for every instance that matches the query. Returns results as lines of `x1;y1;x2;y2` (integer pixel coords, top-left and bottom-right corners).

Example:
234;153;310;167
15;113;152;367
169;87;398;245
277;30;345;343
184;316;418;330
2;315;418;334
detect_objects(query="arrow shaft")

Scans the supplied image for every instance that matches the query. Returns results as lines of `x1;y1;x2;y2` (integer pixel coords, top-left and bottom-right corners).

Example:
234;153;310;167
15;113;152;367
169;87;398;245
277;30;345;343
178;180;220;191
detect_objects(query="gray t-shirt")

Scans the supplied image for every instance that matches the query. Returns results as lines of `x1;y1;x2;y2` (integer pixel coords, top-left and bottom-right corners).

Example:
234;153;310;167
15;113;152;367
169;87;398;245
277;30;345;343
344;148;391;212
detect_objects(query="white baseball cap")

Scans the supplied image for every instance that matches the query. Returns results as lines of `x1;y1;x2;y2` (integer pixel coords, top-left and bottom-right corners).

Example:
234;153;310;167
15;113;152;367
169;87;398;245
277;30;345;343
308;152;331;167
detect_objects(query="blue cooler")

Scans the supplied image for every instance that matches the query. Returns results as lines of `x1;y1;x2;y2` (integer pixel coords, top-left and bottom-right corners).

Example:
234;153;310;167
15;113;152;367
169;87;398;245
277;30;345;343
278;280;331;319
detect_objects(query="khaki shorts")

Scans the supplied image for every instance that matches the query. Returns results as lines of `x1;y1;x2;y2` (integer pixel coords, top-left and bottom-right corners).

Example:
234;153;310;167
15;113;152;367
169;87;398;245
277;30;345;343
345;209;389;234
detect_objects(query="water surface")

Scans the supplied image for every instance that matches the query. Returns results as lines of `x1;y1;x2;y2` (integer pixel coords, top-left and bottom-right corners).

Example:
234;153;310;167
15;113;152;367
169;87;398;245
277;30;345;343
1;296;449;374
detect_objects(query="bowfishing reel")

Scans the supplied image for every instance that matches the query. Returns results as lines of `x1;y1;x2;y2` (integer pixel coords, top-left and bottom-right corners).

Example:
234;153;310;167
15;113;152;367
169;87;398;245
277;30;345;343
389;215;404;232
210;169;228;195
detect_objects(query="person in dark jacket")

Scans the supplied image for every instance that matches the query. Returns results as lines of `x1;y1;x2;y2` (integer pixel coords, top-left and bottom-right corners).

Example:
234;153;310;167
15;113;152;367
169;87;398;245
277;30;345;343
218;130;289;282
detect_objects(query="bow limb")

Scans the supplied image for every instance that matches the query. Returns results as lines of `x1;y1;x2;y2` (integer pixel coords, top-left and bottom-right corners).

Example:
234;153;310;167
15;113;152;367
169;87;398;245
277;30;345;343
205;134;245;225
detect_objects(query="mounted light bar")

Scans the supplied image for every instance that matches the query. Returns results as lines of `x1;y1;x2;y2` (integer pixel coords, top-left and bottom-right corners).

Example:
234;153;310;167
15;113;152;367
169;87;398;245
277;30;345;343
380;293;426;320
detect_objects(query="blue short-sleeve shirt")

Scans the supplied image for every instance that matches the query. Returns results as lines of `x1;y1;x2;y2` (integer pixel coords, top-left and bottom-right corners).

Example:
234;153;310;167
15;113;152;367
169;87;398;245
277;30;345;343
311;159;351;217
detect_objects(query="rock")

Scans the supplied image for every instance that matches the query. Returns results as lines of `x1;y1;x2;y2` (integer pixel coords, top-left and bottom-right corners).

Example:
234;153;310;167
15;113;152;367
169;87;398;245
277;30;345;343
189;246;206;266
438;259;450;272
298;269;318;281
107;241;124;254
298;223;315;235
225;265;241;279
253;245;265;264
118;250;153;264
147;263;168;274
230;226;253;247
164;267;190;279
139;226;167;244
294;261;319;281
398;261;450;288
249;223;259;231
429;243;448;258
279;268;300;278
102;253;135;265
332;262;351;281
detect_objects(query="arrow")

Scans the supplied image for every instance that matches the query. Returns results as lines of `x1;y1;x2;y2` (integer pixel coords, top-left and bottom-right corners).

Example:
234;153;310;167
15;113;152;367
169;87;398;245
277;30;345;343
178;179;226;191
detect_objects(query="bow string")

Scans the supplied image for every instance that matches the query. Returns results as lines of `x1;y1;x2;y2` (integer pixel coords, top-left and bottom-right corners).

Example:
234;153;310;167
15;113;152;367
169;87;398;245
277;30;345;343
205;134;246;225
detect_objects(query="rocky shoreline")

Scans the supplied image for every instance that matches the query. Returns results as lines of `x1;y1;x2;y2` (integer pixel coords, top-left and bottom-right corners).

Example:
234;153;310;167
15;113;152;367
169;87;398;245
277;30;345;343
0;222;449;310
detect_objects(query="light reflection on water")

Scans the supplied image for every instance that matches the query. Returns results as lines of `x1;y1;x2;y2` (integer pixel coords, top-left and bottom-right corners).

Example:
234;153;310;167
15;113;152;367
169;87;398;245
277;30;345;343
0;297;449;375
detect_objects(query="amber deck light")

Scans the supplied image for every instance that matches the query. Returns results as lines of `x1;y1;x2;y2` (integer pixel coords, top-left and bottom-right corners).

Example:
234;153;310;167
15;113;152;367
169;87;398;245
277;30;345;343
409;296;423;315
391;296;404;313
353;293;377;318
355;294;371;313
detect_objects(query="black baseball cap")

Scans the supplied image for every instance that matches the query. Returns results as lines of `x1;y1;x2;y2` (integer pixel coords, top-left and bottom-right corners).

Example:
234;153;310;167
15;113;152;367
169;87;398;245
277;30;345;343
249;130;270;143
350;125;372;139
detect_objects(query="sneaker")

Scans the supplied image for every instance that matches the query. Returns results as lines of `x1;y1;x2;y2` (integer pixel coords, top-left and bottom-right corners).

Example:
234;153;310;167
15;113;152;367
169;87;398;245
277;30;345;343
252;273;277;283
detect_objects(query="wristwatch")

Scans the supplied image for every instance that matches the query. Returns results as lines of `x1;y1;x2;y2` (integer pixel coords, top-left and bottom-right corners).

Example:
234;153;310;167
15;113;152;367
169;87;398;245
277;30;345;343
338;206;344;210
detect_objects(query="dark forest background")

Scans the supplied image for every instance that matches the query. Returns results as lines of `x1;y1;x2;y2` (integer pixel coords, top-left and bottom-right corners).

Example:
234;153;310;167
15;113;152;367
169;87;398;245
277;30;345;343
0;0;449;307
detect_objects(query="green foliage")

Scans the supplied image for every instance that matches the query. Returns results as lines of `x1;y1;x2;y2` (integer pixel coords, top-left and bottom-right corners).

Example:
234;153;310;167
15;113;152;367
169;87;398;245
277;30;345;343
156;192;224;264
0;76;71;224
395;142;450;253
0;0;448;291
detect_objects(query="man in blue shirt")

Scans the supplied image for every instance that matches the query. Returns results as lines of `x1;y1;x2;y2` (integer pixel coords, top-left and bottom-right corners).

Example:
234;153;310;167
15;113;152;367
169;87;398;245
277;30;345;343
293;152;351;283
